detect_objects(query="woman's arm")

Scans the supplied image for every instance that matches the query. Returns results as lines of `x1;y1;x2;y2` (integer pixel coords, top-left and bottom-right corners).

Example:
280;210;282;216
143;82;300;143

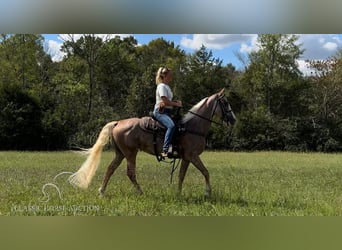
160;96;182;107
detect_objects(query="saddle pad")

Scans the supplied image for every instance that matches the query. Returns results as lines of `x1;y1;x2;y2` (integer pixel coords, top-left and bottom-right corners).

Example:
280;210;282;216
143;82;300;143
139;117;166;132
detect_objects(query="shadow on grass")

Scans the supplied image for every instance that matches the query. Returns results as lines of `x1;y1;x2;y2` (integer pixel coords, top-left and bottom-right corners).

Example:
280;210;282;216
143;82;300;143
175;190;310;214
90;186;312;216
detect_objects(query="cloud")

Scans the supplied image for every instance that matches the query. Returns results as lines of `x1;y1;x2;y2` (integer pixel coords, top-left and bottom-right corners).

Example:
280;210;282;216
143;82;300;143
296;59;313;76
44;39;65;62
44;33;342;77
236;34;342;75
239;35;259;54
236;34;342;60
180;34;256;50
298;34;342;60
295;35;342;76
323;42;338;51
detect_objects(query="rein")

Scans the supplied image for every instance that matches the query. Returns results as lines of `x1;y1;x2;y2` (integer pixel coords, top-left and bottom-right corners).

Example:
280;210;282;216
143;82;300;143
186;97;225;126
188;110;222;126
183;97;234;138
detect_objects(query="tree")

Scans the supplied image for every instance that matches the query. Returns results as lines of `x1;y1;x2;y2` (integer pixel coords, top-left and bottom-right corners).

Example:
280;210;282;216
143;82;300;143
97;35;138;115
0;34;46;89
0;34;63;149
243;34;304;115
126;66;156;117
231;34;312;150
61;34;104;118
0;84;43;149
179;45;228;109
306;51;342;151
307;57;342;123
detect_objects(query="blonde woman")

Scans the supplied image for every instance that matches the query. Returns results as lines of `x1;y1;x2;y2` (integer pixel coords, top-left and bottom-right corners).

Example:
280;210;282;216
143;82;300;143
153;67;182;157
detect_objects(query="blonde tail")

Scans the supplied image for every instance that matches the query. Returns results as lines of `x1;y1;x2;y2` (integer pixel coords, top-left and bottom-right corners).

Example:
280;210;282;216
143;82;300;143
69;121;117;189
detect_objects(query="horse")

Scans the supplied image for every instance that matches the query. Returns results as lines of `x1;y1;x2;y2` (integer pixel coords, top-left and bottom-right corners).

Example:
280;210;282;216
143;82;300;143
69;88;236;198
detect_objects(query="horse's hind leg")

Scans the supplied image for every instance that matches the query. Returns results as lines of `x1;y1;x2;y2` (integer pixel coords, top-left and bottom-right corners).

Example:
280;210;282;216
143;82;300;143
126;150;143;195
99;151;124;196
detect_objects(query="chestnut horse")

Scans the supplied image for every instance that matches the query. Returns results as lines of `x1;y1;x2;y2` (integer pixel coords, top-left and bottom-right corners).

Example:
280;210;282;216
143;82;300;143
69;89;236;197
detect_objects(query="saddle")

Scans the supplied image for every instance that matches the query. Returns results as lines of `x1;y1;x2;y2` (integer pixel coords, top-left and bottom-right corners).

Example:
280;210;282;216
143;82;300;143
139;114;184;161
140;116;167;134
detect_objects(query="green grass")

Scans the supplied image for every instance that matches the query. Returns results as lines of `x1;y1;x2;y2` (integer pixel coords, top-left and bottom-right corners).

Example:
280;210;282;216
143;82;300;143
1;151;342;215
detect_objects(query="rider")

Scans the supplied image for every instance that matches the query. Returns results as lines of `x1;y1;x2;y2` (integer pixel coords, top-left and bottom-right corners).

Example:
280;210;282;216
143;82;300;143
153;66;182;157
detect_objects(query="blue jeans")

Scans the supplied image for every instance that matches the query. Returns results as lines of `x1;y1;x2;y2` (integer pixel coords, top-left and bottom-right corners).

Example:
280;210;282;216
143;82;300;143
153;108;175;152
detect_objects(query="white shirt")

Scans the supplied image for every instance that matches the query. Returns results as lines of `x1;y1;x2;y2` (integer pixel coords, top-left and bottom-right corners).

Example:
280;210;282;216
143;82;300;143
155;83;173;109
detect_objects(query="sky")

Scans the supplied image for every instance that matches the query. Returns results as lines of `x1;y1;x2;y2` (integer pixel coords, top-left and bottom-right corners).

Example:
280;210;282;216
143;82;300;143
43;34;342;75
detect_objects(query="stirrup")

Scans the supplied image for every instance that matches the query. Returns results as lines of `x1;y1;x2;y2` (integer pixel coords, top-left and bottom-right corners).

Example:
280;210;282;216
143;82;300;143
167;151;179;159
172;150;179;157
160;151;168;158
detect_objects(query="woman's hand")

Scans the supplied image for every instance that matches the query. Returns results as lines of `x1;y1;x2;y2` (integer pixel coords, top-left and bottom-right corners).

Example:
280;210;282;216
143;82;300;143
174;100;182;107
158;101;165;112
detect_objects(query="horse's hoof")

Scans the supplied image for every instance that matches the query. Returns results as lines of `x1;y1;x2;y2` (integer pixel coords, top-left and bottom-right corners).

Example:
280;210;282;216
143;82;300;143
98;187;105;197
205;190;211;199
136;189;143;195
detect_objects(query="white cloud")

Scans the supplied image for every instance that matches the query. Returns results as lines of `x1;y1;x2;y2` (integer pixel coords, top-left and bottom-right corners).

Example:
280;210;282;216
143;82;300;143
332;35;342;44
239;35;259;54
180;34;256;50
44;39;65;62
296;59;313;76
235;34;342;75
44;33;342;77
236;34;342;60
298;34;342;60
323;42;338;51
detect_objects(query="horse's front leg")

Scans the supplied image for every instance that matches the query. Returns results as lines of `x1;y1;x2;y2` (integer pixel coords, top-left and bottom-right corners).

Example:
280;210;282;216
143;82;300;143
191;156;211;198
178;159;190;195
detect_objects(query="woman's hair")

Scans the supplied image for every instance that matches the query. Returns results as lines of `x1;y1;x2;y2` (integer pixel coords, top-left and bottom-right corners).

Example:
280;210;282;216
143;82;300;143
155;66;170;84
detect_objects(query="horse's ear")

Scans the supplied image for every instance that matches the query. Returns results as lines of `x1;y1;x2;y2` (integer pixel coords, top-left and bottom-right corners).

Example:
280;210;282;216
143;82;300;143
218;88;225;97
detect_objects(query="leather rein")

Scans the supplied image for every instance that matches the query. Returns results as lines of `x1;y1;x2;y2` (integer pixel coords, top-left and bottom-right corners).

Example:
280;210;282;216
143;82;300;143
187;97;232;126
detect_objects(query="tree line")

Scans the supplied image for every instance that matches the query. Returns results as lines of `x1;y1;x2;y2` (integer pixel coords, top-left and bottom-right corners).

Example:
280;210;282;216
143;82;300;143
0;34;341;151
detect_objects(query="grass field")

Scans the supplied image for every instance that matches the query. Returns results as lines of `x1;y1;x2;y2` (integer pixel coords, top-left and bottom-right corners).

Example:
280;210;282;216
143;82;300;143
1;151;342;216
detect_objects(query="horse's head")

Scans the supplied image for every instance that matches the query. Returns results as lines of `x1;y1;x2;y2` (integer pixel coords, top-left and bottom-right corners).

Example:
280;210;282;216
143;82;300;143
214;89;236;126
184;88;236;126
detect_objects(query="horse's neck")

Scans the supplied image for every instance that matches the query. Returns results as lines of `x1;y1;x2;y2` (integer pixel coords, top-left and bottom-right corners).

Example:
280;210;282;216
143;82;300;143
184;100;215;136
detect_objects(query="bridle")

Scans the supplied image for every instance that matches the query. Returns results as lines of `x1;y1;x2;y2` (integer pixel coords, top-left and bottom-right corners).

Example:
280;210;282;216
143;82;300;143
188;96;234;126
217;96;235;125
